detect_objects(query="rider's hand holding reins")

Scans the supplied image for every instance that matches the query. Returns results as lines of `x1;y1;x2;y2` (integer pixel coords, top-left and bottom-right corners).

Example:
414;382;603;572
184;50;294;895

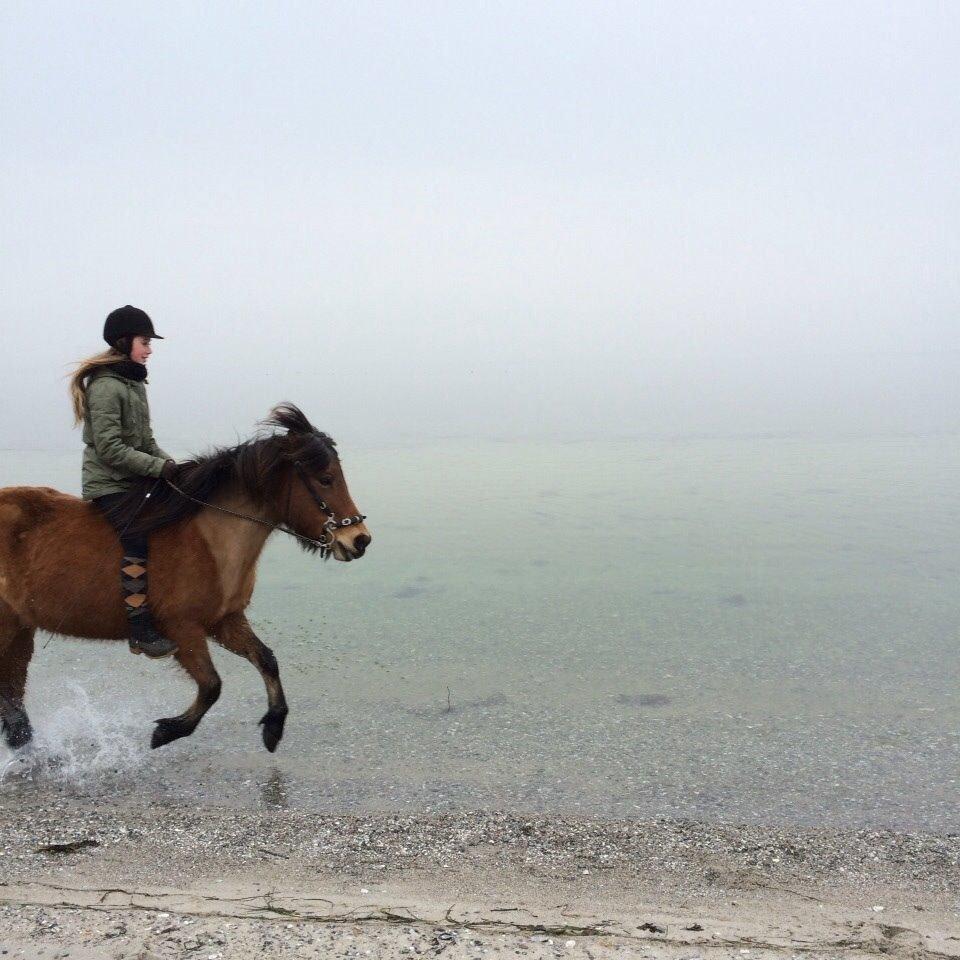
161;460;197;484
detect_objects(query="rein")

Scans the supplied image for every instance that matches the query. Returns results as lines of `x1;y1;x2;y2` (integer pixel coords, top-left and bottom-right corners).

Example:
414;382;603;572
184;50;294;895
166;460;366;558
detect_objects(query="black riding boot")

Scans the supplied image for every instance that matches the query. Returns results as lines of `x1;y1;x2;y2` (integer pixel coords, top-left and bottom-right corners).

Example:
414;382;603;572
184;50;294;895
120;547;177;659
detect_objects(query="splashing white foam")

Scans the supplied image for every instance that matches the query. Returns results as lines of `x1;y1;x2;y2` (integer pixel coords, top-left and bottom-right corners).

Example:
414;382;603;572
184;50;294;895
0;683;149;785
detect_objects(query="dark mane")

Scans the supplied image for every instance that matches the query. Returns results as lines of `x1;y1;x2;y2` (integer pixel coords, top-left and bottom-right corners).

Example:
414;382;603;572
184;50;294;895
99;403;337;539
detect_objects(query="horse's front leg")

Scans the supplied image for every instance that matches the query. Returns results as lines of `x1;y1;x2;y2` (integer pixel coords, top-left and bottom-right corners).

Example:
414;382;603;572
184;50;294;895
212;612;288;752
151;627;222;749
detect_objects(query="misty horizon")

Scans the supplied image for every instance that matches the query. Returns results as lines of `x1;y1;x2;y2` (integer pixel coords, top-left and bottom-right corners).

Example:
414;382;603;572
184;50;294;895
2;2;957;451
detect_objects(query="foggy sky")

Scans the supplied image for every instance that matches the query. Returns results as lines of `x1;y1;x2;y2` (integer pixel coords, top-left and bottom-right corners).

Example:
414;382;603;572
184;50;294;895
1;1;958;452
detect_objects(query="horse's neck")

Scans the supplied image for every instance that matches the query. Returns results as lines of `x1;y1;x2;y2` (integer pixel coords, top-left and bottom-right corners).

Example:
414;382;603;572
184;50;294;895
193;495;273;584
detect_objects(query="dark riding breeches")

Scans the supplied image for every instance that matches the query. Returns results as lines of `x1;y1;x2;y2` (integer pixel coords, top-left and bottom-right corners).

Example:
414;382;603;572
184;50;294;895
93;493;150;620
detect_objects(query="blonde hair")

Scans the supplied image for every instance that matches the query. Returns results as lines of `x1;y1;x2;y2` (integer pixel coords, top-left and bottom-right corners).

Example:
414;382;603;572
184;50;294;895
68;348;126;425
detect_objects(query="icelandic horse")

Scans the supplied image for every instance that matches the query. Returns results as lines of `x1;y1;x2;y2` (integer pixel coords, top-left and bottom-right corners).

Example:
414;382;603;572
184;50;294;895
0;404;371;753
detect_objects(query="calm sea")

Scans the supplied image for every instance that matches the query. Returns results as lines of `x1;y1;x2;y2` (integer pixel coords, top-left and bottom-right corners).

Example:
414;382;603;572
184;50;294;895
2;437;958;829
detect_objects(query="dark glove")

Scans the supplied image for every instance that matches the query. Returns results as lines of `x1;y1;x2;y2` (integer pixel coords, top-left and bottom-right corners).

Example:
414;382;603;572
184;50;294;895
162;459;198;486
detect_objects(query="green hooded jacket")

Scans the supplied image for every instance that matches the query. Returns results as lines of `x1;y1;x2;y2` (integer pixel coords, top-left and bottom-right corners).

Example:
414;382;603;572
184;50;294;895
81;367;171;500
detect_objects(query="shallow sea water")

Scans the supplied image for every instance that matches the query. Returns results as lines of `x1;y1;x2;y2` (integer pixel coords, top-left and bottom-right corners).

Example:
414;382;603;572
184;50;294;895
2;437;958;829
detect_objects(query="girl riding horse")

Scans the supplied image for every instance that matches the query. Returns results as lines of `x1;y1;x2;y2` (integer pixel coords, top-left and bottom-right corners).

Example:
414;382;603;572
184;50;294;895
0;402;371;753
68;306;184;659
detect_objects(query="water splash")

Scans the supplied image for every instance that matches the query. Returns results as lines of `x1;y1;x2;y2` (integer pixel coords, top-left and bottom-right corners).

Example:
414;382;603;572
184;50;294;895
0;683;148;785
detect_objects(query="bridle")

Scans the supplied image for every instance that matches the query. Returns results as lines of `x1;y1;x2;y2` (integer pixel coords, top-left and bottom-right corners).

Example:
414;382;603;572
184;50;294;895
290;460;367;552
167;459;366;558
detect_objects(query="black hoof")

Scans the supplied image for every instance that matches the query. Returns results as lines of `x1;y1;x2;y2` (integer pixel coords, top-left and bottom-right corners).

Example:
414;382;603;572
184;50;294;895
2;709;32;750
258;710;287;753
151;716;193;749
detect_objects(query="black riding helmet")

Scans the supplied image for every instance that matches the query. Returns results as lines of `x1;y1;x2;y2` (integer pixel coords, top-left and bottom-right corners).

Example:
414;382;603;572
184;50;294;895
103;305;164;348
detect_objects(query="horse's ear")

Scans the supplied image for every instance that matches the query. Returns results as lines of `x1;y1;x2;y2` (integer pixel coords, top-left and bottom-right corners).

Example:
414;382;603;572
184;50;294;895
264;403;315;435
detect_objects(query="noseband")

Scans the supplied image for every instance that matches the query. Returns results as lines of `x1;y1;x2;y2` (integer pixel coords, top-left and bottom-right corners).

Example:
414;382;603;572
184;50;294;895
290;460;367;554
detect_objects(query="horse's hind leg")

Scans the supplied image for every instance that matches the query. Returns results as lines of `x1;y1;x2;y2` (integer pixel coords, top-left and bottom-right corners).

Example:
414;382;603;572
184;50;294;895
212;612;287;752
0;605;35;750
151;630;221;750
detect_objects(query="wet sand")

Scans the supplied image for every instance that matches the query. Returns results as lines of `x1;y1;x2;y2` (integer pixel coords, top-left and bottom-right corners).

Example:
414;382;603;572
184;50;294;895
1;790;958;958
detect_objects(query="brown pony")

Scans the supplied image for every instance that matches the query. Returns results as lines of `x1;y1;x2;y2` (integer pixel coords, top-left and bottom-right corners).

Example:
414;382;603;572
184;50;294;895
0;404;371;754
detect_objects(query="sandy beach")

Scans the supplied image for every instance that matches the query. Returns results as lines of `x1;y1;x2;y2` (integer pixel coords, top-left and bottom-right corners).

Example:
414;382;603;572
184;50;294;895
1;787;958;959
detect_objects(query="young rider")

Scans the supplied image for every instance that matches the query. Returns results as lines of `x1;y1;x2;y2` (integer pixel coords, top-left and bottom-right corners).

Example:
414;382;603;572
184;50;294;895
69;305;180;659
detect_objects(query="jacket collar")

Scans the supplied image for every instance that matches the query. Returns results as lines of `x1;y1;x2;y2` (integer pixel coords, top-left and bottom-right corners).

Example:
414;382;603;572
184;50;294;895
102;360;149;383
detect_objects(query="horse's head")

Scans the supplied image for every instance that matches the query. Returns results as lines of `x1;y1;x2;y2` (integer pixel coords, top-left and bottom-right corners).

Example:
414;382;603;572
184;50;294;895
267;404;372;562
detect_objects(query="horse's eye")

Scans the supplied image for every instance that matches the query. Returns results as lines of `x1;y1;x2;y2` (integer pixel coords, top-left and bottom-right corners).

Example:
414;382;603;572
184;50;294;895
319;476;334;487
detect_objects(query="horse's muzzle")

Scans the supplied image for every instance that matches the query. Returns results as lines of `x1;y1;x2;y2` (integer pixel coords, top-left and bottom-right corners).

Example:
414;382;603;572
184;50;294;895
333;530;371;562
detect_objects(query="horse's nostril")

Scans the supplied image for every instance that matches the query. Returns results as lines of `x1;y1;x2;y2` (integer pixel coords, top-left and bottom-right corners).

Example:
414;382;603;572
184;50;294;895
353;533;371;555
